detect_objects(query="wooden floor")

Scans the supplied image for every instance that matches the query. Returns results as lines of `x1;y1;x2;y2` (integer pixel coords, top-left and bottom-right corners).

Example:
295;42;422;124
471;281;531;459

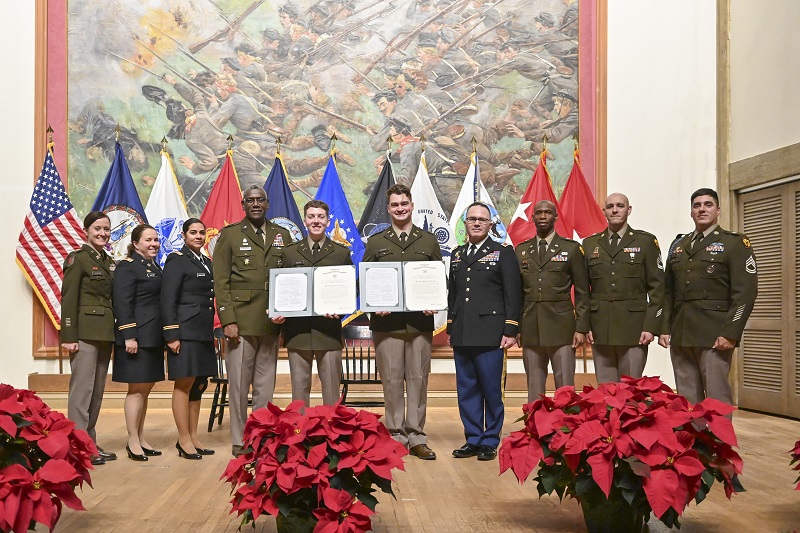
49;404;800;532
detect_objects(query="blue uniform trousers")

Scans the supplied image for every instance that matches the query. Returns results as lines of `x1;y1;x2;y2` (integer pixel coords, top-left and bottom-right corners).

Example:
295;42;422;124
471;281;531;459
453;346;504;448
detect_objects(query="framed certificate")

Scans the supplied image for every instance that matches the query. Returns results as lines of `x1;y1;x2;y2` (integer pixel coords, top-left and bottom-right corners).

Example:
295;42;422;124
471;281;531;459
403;261;447;311
313;265;357;316
359;262;405;312
269;267;313;317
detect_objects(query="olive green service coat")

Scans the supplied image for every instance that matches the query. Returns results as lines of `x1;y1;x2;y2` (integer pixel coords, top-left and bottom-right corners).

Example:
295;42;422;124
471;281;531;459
279;238;353;351
663;228;758;347
515;234;590;347
583;227;665;345
213;219;291;337
60;244;115;343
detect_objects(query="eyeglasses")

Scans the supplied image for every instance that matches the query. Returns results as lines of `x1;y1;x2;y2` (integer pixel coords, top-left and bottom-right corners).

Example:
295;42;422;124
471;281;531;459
465;217;491;224
244;197;268;205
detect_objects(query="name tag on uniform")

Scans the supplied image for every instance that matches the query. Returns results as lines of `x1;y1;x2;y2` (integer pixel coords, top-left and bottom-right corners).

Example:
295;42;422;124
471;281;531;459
240;246;251;251
196;273;206;277
91;270;104;279
146;273;157;278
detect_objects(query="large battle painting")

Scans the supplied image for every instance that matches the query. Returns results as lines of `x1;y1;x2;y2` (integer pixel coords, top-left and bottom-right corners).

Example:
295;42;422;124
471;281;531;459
66;0;580;224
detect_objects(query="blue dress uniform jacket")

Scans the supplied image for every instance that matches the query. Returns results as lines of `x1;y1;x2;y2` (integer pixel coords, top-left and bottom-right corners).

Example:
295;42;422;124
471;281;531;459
362;225;442;333
663;228;758;347
515;234;590;346
113;252;164;348
583;227;665;345
160;247;215;342
447;240;522;345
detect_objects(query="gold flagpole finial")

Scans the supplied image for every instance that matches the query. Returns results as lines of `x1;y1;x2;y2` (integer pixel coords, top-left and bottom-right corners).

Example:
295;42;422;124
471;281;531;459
470;136;477;154
419;134;426;152
330;132;338;153
386;134;393;152
227;133;234;151
542;134;548;154
572;133;578;153
161;136;168;152
46;124;53;143
276;136;282;156
115;124;121;142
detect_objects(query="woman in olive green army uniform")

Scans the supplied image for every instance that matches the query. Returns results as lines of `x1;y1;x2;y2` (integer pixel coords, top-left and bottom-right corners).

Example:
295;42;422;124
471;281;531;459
60;211;117;465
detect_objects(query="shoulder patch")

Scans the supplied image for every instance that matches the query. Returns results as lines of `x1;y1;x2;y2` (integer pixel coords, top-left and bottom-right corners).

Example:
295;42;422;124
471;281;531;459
579;245;584;256
654;238;659;248
742;237;751;248
65;254;76;268
123;257;134;262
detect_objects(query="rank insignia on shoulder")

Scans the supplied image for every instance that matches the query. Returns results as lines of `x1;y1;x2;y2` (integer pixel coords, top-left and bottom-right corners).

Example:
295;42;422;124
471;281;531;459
745;255;757;274
743;237;751;248
656;254;663;269
123;257;133;262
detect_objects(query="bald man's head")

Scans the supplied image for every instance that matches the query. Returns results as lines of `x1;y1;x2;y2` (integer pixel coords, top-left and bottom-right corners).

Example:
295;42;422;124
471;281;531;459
603;193;632;232
533;200;558;237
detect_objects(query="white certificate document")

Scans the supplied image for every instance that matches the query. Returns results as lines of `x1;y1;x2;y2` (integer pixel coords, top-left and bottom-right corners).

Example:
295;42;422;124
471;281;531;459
366;267;399;307
313;265;356;315
271;268;312;316
359;262;404;312
403;261;447;311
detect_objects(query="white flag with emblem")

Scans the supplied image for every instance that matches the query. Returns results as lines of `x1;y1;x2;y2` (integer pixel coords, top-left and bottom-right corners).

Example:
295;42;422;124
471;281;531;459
449;151;507;246
411;152;457;334
145;151;189;267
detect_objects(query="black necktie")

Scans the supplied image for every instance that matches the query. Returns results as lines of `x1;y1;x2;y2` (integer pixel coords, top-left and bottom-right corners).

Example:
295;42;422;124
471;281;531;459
691;232;703;250
468;244;477;258
538;240;547;262
312;242;320;255
611;232;620;248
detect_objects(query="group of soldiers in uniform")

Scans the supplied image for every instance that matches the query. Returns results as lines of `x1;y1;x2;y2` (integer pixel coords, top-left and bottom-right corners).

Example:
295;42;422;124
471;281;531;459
210;181;757;462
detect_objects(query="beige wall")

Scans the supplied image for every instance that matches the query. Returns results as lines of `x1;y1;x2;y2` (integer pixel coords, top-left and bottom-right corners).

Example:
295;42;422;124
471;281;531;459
1;2;721;389
730;0;800;162
607;0;717;384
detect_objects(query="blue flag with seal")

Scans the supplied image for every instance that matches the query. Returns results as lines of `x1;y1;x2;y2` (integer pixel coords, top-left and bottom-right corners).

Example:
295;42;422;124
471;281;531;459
314;154;364;268
91;142;147;260
264;153;305;242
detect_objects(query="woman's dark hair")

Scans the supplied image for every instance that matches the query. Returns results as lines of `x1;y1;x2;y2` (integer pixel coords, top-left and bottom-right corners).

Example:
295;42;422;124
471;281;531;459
182;217;206;233
127;224;156;256
83;211;110;230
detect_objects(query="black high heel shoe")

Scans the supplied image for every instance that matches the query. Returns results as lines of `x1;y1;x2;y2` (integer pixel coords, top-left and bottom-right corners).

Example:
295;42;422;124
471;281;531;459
176;442;202;460
195;447;215;456
126;445;148;462
141;446;162;456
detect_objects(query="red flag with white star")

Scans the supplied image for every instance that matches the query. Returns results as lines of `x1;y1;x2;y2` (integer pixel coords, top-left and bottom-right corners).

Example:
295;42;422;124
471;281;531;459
506;151;571;246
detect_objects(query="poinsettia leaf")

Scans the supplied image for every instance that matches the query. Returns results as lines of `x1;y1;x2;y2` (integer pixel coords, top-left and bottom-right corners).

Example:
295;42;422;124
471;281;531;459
731;474;746;494
695;484;708;504
642;469;679;518
660;507;681;528
357;490;379;511
574;474;596;497
621;488;637;505
700;469;715;489
371;474;394;495
623;457;651;478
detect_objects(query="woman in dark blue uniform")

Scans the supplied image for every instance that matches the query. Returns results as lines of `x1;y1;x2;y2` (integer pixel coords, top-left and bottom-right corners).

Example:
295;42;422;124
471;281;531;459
112;224;165;461
161;218;217;460
60;211;116;465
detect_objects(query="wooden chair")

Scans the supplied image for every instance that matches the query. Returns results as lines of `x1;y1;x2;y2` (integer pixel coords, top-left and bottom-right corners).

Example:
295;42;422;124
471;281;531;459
340;325;383;407
207;330;228;432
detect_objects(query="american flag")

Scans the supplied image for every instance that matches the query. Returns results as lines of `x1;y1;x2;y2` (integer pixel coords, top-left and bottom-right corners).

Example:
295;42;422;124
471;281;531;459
16;148;85;329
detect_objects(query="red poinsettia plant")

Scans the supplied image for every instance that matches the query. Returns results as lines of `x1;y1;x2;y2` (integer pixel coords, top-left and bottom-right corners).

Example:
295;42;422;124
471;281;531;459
789;440;800;489
499;377;744;530
0;384;97;533
222;401;408;533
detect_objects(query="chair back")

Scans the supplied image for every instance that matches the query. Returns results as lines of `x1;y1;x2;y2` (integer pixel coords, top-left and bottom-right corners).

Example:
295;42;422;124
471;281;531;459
341;325;379;382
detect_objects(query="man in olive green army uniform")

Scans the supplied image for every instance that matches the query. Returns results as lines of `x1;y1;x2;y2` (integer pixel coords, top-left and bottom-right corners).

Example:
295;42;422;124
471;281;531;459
213;186;291;456
515;200;590;401
363;184;443;460
584;193;665;382
659;188;758;407
272;200;353;406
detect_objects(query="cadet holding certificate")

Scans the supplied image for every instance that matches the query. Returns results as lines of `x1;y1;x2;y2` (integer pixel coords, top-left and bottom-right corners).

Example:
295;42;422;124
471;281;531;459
272;200;353;406
362;184;442;460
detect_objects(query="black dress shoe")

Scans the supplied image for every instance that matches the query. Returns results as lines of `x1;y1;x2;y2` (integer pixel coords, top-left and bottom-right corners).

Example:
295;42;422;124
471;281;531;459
452;443;480;458
195;447;215;456
126;445;148;462
176;442;202;460
477;445;497;461
141;446;162;456
97;447;117;461
90;455;106;466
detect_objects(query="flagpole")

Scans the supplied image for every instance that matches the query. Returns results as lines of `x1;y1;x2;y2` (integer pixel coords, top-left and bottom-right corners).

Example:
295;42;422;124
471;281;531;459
47;125;65;375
